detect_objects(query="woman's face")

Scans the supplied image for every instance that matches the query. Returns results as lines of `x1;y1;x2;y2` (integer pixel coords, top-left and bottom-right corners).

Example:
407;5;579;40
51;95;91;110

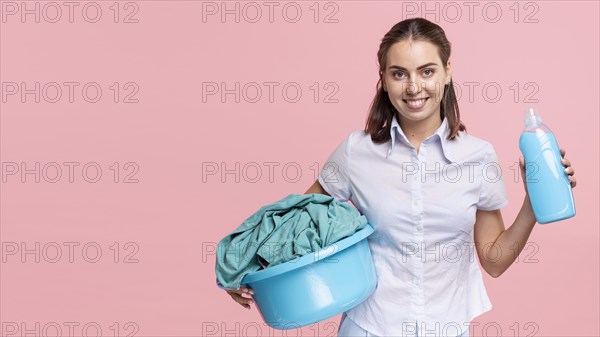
382;39;452;124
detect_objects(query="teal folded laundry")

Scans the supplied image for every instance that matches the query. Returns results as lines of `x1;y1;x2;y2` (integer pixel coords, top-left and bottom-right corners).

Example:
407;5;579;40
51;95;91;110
215;193;368;290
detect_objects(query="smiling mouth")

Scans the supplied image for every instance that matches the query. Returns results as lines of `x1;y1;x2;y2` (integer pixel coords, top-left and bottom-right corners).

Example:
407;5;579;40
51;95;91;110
402;97;429;109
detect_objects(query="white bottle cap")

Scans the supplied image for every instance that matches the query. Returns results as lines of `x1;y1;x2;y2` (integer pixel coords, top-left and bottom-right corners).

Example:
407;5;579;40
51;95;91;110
524;107;542;129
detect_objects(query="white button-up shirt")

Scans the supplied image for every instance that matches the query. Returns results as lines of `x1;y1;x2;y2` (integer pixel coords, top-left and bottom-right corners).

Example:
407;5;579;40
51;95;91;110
318;115;509;337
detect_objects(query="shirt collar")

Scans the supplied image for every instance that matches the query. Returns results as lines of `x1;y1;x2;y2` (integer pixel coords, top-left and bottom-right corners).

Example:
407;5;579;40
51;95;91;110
387;114;455;163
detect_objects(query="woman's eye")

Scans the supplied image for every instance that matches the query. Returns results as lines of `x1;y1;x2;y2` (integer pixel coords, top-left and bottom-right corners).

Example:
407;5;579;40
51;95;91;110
393;71;405;79
393;70;433;79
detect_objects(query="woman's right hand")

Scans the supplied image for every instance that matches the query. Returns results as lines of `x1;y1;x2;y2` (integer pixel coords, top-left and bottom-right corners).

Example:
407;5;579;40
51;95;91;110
225;285;255;310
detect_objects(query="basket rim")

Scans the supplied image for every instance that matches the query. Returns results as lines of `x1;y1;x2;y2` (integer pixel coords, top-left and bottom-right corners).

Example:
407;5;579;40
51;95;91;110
240;223;374;285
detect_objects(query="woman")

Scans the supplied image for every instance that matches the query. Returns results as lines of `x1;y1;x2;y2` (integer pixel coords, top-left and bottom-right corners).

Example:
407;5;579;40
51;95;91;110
225;17;577;337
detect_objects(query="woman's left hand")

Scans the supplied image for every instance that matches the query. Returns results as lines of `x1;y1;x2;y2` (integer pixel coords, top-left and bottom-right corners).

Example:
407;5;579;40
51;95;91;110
518;147;577;194
559;147;577;188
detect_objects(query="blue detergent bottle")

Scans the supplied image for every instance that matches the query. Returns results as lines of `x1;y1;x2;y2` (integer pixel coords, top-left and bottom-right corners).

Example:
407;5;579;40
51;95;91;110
519;107;575;224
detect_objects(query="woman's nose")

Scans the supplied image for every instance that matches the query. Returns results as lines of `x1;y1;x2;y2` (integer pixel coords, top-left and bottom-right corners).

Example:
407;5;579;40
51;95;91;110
406;81;421;94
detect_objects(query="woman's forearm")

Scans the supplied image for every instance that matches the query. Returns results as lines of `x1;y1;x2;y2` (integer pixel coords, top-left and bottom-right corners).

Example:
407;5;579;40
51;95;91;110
489;195;537;277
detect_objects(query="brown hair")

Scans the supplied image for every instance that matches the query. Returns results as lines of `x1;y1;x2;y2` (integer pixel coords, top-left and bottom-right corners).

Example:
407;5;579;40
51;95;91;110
364;17;466;143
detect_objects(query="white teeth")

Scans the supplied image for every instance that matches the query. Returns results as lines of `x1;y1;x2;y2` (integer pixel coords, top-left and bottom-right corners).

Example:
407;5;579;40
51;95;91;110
406;98;426;107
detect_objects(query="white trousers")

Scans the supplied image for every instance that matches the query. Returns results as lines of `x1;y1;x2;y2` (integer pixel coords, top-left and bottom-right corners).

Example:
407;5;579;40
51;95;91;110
337;312;470;337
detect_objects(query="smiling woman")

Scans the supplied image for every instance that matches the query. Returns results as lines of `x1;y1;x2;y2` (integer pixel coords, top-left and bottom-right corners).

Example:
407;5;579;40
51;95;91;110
383;48;453;155
366;19;465;153
306;17;576;337
389;60;443;110
223;15;578;337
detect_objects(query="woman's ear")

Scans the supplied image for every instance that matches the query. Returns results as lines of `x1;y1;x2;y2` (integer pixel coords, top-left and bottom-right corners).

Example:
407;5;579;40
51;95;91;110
446;60;452;85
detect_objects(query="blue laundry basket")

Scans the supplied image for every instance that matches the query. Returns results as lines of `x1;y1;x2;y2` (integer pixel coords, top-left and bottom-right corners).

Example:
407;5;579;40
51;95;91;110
240;223;377;330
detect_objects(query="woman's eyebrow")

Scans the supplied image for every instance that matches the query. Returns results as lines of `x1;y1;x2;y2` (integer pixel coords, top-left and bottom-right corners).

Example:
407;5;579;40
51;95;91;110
388;62;438;71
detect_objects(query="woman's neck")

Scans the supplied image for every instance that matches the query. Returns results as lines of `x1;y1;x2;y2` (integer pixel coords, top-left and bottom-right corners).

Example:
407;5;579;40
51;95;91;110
398;113;443;143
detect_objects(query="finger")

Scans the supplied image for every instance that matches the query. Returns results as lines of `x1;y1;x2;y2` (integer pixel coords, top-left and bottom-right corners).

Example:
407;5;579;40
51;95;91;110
228;287;253;296
560;147;566;157
228;292;244;301
235;295;254;304
240;296;254;305
230;292;253;300
560;157;571;167
231;295;252;310
568;176;577;188
226;289;244;296
564;167;574;175
239;286;255;295
230;294;254;307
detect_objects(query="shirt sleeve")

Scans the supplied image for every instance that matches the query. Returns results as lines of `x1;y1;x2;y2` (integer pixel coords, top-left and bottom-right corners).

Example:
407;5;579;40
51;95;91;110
477;143;509;211
317;132;353;203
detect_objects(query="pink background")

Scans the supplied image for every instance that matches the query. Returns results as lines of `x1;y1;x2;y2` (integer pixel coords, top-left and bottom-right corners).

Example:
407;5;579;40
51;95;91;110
1;1;598;336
